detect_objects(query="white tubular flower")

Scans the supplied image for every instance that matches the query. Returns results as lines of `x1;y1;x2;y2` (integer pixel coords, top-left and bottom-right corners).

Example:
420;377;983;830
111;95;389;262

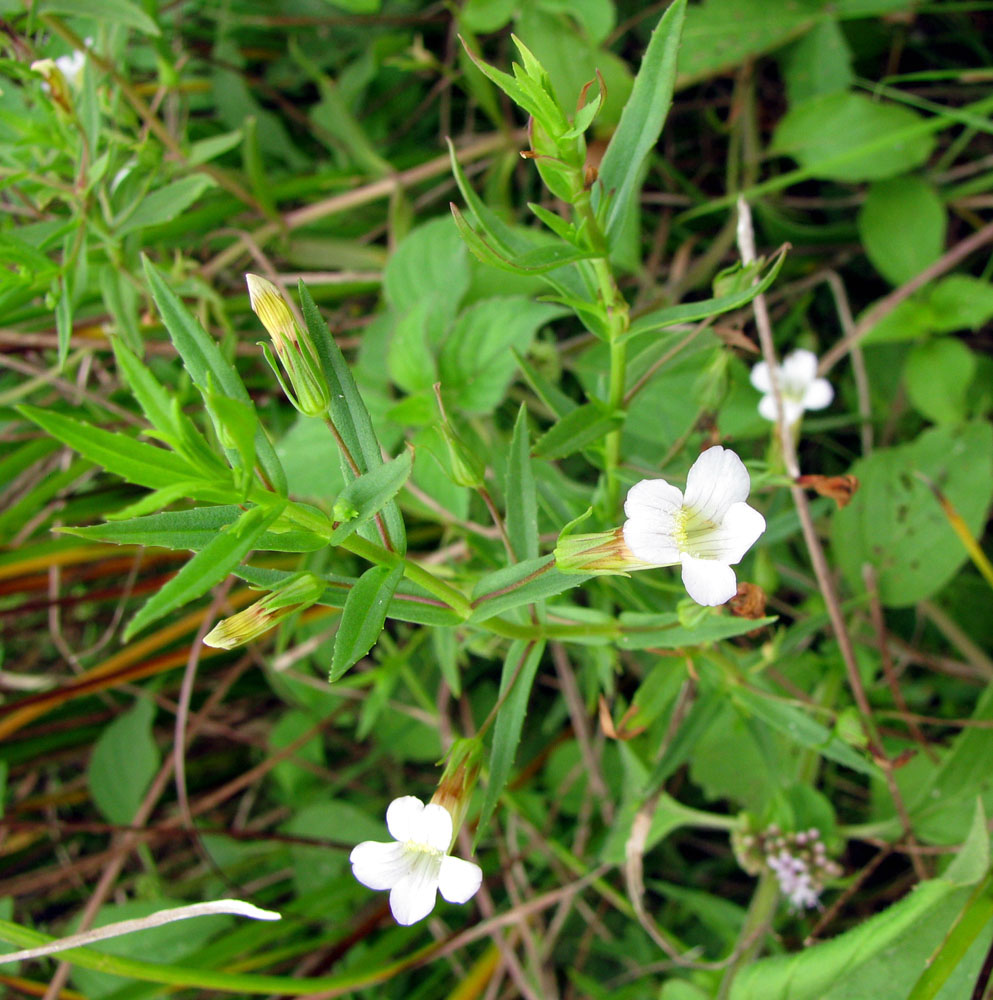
622;446;766;606
750;349;833;426
350;796;482;926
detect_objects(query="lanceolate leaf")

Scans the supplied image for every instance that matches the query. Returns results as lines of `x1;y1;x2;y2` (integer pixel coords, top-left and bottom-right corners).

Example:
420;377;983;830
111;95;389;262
329;448;414;546
329;563;404;682
297;281;407;555
532;402;623;460
625;245;787;341
476;639;546;842
470;556;585;621
62;505;327;553
506;405;538;563
124;503;285;639
595;0;686;243
18;405;205;491
141;257;287;495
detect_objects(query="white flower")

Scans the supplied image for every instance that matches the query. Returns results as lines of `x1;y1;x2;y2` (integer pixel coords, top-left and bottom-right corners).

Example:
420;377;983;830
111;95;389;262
55;39;92;89
621;446;766;606
349;796;483;925
750;349;833;425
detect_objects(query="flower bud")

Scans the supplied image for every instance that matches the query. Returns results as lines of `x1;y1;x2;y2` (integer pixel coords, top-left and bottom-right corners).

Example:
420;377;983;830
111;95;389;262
430;738;483;847
31;59;74;117
554;526;651;576
245;274;330;418
203;572;325;649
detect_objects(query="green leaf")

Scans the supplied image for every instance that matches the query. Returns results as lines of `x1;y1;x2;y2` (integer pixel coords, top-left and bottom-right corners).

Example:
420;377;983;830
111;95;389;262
506;405;538;563
512;347;577;419
532;402;623;460
452;206;595;274
62;505;327;553
470;556;585;621
780;17;853;104
904;339;976;425
863;275;993;343
831;421;993;606
329;563;404;682
732;687;877;776
18;405;204;490
329;448;413;546
728;879;963;1000
124;503;285;639
772;91;935;182
595;0;685;243
438;297;565;414
616;611;779;651
88;698;160;825
141;257;287;495
117;176;216;235
476;639;546;841
625;246;787;340
37;0;160;35
298;281;406;554
858;176;946;285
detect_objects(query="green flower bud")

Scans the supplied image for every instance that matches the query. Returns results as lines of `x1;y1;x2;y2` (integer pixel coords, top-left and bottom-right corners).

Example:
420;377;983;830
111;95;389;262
246;274;330;418
430;738;483;848
203;572;325;650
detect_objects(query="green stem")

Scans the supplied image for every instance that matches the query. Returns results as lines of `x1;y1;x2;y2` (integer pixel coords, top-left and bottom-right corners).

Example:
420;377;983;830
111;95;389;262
716;871;780;1000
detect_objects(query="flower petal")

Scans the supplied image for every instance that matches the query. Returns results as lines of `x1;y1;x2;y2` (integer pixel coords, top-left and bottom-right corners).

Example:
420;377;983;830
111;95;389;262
802;378;833;411
680;554;737;606
350;840;410;891
386;795;425;842
757;394;779;423
415;803;454;853
683;447;751;523
438;855;483;904
623;478;684;522
389;854;441;925
781;349;818;389
685;502;766;564
750;361;772;393
622;478;684;565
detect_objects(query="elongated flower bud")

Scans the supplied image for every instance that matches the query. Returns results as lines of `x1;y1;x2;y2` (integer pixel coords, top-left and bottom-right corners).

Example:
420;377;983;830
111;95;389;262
203;572;325;649
430;738;483;848
246;274;330;418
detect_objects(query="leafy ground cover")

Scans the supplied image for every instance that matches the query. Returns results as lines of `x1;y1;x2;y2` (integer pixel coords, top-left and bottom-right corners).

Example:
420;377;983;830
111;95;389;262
2;1;993;997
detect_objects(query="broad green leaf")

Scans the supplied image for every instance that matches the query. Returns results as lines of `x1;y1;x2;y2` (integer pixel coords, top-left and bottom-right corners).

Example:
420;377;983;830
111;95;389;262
141;257;287;495
470;556;585;621
595;0;685;242
438;297;565;414
88;698;160;825
329;448;413;546
476;639;546;841
732;686;877;776
858;176;946;285
863;275;993;343
18;405;204;490
831;421;993;606
532;402;623;460
62;505;327;553
625;246;787;340
679;0;822;87
460;0;516;33
512;347;577;418
904;339;976;425
124;503;285;639
117;176;216;235
298;281;406;554
38;0;160;35
384;216;469;325
728;879;966;1000
506;405;538;563
780;16;853;104
329;563;404;682
772;91;935;182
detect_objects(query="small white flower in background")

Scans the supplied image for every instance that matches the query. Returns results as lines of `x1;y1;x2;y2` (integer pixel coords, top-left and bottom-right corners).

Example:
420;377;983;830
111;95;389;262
54;43;89;89
350;796;482;925
750;349;833;426
621;446;766;606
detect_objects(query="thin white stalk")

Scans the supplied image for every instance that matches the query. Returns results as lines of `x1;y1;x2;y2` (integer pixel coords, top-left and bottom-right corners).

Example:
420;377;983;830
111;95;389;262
0;900;280;964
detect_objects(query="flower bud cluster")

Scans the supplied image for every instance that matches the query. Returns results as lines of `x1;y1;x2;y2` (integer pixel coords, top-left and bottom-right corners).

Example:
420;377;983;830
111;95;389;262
733;824;841;912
